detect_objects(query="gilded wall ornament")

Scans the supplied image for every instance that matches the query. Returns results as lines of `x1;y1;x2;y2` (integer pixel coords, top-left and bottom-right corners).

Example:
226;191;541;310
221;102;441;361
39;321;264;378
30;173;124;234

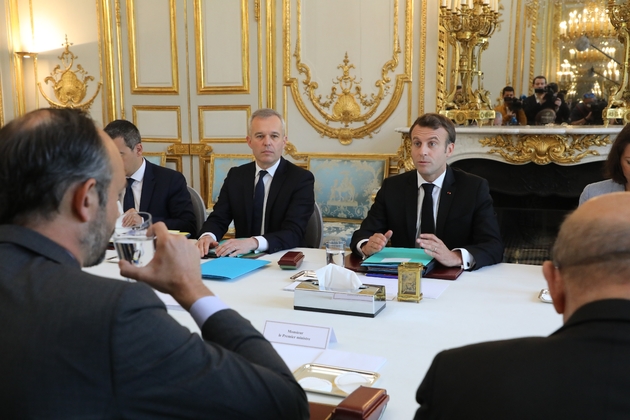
38;36;102;112
480;133;611;165
285;0;412;145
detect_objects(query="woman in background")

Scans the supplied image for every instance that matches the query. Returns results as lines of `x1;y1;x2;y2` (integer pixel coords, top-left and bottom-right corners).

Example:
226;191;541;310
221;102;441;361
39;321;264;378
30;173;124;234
579;124;630;205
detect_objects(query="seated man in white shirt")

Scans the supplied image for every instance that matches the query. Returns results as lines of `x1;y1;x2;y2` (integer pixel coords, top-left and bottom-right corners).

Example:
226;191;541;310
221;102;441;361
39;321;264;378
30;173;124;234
350;113;503;270
196;108;315;257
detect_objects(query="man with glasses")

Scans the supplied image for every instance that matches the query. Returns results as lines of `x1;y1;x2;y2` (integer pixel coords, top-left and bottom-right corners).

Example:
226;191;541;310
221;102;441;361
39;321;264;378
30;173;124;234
414;192;630;419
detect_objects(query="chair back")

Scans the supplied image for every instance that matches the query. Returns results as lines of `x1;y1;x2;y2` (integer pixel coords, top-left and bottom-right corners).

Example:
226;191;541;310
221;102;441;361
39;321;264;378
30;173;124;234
304;202;324;248
187;186;207;237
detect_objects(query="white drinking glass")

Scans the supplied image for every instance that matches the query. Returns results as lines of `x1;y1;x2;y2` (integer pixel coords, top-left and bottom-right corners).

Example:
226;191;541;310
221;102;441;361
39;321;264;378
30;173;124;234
325;240;346;267
113;212;155;280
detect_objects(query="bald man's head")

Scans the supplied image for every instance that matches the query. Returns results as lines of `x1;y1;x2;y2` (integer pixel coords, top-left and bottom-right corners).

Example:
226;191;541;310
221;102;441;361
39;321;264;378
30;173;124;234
552;192;630;287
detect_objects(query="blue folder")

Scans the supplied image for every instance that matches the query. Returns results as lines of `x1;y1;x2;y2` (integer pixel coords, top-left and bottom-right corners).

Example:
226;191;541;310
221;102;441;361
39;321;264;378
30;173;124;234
201;257;270;280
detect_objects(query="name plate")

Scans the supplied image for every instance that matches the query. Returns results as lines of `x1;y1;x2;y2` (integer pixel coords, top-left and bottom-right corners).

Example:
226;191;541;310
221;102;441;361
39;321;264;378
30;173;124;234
263;320;337;349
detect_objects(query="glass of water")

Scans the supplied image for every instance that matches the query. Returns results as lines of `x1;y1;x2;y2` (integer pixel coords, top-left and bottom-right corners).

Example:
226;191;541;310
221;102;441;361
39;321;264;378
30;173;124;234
325;240;346;267
113;212;155;279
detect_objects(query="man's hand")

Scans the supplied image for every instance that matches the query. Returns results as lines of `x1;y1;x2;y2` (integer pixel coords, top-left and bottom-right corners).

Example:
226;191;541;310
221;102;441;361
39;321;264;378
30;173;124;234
417;234;463;267
120;222;212;310
215;237;258;257
361;230;393;257
121;209;142;227
196;235;219;257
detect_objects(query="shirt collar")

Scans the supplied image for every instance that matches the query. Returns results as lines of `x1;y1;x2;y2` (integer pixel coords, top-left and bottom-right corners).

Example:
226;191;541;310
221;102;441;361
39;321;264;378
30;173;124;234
256;158;281;178
129;158;147;181
417;169;446;190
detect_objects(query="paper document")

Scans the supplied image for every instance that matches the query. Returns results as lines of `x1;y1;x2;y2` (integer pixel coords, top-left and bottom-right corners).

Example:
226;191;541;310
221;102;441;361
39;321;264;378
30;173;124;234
200;257;269;280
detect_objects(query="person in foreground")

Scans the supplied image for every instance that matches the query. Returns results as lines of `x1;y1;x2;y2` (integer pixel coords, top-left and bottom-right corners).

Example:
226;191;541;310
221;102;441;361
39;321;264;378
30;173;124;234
196;108;315;257
104;119;197;234
579;123;630;205
350;113;503;270
0;108;308;419
414;192;630;419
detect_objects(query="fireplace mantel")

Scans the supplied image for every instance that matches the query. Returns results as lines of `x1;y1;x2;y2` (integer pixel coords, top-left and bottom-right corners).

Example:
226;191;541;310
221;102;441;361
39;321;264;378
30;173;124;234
395;125;623;168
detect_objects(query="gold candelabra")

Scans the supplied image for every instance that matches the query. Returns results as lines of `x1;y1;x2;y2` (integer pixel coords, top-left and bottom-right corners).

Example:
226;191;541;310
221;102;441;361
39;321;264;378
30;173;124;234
439;0;500;126
604;1;630;125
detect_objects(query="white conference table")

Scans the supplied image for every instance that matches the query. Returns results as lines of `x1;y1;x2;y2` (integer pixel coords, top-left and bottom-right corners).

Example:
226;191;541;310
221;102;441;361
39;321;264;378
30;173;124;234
87;248;562;419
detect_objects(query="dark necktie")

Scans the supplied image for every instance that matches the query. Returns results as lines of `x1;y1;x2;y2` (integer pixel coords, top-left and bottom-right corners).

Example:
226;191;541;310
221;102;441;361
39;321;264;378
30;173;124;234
251;170;268;236
123;177;135;211
420;183;435;234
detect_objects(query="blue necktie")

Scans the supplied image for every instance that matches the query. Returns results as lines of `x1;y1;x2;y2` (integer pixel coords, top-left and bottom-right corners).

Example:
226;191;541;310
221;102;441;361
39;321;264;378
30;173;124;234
123;177;135;211
420;183;435;234
251;170;267;236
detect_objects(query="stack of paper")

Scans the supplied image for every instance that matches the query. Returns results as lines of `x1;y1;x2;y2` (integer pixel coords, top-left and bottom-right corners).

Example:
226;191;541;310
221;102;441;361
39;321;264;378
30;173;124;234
361;247;434;276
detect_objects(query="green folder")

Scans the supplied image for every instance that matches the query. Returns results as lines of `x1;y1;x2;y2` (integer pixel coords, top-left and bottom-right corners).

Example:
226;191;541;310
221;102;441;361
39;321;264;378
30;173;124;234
362;247;433;266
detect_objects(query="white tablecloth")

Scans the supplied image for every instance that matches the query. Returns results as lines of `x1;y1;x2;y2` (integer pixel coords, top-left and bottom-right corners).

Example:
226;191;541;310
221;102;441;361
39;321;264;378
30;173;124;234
86;248;562;419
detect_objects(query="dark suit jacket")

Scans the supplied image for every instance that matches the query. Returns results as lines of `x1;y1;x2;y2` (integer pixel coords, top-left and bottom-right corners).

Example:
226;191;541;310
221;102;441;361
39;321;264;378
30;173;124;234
0;225;308;419
139;160;197;234
350;166;503;270
415;299;630;420
523;94;570;125
199;157;315;254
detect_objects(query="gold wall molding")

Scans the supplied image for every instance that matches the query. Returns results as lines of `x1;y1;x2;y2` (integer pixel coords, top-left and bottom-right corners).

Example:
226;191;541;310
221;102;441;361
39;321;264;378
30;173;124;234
167;143;213;156
127;0;179;94
198;105;251;143
479;133;611;165
132;105;181;142
526;0;539;95
38;37;102;112
284;0;412;145
417;0;426;118
102;0;117;120
194;0;250;94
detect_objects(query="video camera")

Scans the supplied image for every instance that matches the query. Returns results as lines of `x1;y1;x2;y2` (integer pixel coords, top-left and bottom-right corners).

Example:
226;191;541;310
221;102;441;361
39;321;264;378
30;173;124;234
503;96;523;111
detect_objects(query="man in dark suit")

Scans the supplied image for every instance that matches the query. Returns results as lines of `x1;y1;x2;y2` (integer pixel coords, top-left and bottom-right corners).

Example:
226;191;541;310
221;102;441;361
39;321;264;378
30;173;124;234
196;108;315;257
522;76;570;125
414;192;630;419
350;113;503;270
105;120;197;234
0;108;308;419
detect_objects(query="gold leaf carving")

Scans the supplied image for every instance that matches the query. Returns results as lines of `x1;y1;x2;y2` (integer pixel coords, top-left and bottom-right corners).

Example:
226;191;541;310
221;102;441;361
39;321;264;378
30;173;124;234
480;134;610;165
37;36;101;112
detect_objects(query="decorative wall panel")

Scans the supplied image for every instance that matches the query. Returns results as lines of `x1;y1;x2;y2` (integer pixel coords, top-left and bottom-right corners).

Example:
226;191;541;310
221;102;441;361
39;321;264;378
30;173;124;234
195;0;249;93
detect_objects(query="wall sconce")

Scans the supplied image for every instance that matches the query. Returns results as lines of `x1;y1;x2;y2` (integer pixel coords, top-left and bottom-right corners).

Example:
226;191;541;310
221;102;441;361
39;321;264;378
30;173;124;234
14;51;39;116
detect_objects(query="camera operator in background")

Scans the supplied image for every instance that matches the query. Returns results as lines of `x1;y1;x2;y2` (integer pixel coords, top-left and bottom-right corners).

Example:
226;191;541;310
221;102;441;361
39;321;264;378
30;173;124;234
494;86;527;125
523;76;569;125
571;92;605;125
547;82;571;124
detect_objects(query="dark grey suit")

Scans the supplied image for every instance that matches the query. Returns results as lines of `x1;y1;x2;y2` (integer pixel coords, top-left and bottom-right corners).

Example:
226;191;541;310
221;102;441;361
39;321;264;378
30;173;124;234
415;299;630;420
0;225;308;419
350;166;503;269
199;157;315;254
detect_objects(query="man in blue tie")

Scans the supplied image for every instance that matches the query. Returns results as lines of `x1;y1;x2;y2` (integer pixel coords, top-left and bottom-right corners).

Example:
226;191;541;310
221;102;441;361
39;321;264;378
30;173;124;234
350;113;503;270
196;109;315;257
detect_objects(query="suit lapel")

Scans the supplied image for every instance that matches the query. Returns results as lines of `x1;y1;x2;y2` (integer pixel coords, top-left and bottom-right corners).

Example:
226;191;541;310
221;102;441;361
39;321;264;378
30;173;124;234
405;172;419;245
265;158;287;231
436;166;455;238
139;160;155;212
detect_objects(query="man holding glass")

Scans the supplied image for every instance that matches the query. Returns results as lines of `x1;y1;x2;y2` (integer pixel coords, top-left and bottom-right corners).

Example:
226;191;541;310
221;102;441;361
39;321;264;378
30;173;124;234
0;109;308;419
